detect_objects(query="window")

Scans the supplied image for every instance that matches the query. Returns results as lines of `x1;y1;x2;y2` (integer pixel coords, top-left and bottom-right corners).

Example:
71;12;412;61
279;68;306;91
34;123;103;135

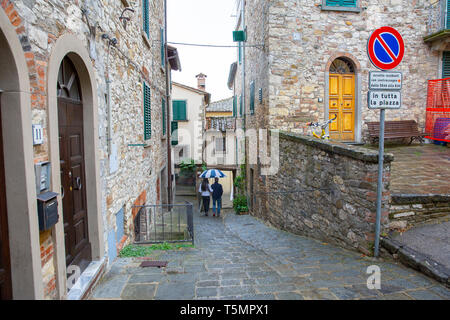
160;28;165;67
171;121;178;145
143;82;151;140
249;81;255;115
143;0;150;38
161;97;166;136
232;95;237;117
443;52;450;78
215;136;226;153
321;0;360;12
239;94;243;116
172;100;187;120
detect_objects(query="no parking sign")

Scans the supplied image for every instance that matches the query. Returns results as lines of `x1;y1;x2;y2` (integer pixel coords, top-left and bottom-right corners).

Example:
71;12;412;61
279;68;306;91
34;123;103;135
367;26;404;258
367;26;404;70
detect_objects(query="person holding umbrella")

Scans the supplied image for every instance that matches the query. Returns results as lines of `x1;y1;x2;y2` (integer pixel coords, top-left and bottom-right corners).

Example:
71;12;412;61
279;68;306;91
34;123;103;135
199;178;213;216
211;177;223;217
198;169;226;217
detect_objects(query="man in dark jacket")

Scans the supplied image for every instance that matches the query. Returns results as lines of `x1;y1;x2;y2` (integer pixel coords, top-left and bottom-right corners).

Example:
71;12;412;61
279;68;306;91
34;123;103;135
211;178;223;217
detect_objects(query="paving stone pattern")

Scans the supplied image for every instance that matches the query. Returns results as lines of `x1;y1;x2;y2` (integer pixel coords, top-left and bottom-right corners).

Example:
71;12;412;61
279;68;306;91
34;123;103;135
386;144;450;195
91;209;450;300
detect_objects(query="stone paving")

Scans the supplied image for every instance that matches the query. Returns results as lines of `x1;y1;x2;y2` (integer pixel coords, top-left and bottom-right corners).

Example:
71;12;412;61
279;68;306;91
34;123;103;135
90;203;450;300
383;144;450;195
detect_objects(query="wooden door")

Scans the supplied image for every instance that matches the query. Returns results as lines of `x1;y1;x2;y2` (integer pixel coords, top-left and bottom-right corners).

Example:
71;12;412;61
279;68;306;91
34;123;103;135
0;99;12;300
58;98;91;275
57;57;91;276
329;74;355;141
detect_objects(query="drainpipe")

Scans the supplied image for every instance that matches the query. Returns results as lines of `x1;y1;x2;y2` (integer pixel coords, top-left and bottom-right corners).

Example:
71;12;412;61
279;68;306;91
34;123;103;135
102;34;113;156
164;0;173;205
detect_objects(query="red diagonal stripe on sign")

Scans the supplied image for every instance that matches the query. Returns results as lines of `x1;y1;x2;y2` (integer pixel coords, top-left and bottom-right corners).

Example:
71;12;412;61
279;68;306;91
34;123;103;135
375;34;397;62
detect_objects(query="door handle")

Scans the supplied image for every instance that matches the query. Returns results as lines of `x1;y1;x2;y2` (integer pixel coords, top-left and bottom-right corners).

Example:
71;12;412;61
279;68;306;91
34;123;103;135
75;177;82;190
61;185;64;199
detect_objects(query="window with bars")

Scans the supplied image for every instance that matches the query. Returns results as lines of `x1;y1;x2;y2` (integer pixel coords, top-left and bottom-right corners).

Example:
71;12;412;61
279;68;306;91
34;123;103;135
322;0;360;12
143;82;151;140
143;0;150;38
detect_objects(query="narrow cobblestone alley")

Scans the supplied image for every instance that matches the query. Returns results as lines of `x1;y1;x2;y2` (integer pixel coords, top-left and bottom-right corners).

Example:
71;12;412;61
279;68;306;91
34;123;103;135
91;205;450;300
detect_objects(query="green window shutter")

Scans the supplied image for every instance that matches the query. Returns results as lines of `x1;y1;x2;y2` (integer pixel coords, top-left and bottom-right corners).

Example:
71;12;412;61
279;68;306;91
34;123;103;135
172;100;187;120
143;83;151;140
238;42;242;65
443;52;450;78
162;98;166;135
161;28;165;67
447;0;450;29
326;0;357;7
171;121;178;145
232;95;237;117
143;0;149;38
239;94;243;116
250;81;255;114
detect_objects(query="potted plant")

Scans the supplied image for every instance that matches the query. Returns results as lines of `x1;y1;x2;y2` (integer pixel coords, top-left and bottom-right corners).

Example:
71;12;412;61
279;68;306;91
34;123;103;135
233;194;248;215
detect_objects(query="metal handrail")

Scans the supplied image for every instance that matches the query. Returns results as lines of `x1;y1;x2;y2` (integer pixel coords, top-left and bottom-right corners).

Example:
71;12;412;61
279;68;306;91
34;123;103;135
132;201;194;245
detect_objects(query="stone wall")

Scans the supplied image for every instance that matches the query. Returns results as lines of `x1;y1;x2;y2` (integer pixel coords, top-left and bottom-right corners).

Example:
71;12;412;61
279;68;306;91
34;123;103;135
2;0;169;298
258;132;393;255
241;0;440;142
389;194;450;230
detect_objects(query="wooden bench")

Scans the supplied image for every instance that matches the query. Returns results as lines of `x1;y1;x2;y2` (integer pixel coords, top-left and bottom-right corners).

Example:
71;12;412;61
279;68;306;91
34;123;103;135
366;120;427;145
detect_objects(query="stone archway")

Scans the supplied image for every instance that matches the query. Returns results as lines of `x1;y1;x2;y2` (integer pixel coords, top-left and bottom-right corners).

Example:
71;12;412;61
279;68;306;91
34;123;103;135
47;34;103;298
0;9;44;299
325;53;362;143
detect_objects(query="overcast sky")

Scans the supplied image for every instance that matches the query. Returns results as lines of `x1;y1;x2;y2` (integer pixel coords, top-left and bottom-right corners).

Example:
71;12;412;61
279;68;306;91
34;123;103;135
167;0;237;102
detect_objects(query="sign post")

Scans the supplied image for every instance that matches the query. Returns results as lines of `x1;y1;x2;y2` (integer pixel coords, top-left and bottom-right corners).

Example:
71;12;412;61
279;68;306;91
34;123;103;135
367;26;404;257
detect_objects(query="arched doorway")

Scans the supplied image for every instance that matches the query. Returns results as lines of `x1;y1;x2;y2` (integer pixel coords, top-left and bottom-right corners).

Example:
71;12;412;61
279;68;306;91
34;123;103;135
0;9;43;299
57;56;92;275
328;57;356;141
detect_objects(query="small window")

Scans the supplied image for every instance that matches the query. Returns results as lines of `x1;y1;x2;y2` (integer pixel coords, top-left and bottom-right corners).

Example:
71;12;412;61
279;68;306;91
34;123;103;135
217;137;226;152
143;0;150;38
249;81;255;115
160;28;165;67
161;97;166;136
171;121;178;145
322;0;360;12
172;100;187;121
239;94;243;116
143;82;151;140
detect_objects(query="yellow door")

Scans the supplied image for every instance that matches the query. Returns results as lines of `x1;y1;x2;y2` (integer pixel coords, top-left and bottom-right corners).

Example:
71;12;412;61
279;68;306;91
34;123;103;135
329;74;355;141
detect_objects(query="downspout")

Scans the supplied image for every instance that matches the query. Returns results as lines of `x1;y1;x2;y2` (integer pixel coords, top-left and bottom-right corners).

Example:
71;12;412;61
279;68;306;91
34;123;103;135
106;38;112;156
164;0;172;205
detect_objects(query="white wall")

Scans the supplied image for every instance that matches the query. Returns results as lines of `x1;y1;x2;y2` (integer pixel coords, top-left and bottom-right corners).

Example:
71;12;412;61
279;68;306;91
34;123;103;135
171;84;206;163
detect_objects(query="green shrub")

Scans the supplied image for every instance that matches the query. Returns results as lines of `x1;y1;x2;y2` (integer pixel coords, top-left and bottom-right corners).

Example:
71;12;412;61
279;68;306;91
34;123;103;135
233;194;248;212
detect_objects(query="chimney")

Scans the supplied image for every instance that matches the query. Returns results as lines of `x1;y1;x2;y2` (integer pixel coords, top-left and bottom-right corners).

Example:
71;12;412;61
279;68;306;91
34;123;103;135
195;73;207;91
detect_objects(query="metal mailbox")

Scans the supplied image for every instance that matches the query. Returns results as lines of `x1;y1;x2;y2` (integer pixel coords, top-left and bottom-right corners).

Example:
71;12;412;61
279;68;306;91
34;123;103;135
37;191;59;231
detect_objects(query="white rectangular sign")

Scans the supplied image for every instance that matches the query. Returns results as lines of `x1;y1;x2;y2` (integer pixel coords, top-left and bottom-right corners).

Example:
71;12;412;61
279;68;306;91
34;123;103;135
369;72;402;90
368;91;401;109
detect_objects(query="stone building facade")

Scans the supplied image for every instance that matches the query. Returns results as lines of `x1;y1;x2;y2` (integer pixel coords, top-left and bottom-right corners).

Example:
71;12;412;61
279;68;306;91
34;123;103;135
228;0;443;252
0;0;178;299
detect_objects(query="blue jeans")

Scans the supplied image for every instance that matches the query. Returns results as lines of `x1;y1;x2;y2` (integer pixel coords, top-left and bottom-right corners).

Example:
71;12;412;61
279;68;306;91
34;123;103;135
212;198;222;215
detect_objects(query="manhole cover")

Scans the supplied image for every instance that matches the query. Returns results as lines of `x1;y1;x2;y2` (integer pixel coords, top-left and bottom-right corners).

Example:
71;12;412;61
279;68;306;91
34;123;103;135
140;261;168;268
